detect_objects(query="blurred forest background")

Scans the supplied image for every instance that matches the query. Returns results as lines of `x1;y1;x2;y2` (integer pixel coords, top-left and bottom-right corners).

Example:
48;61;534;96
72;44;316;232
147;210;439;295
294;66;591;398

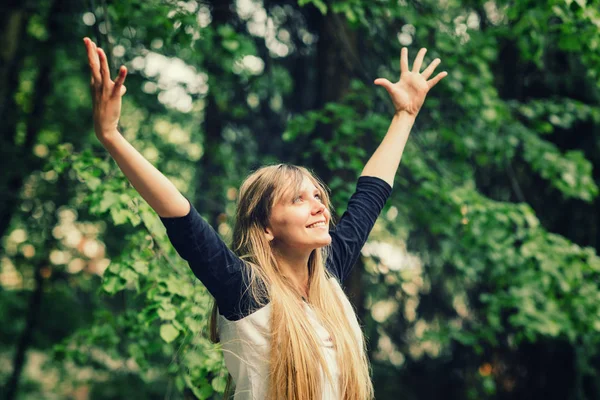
2;0;600;399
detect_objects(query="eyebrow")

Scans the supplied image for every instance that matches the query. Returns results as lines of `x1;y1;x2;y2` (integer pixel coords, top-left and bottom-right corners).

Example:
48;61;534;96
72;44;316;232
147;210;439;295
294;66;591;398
289;187;320;199
301;187;320;195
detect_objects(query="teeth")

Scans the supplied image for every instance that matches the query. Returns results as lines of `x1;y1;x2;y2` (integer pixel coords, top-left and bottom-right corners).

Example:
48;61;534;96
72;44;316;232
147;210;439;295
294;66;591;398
308;221;326;228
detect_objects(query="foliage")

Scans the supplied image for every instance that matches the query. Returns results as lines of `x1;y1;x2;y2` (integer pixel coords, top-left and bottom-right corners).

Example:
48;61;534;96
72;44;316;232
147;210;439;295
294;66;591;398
2;0;600;399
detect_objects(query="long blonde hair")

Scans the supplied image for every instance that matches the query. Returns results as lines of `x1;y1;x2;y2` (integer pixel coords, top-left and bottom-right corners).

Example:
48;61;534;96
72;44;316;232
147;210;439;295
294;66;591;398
209;164;374;400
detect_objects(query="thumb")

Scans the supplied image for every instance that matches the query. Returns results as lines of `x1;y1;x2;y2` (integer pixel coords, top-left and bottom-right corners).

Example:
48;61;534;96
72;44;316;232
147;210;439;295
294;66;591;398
374;78;394;94
112;66;128;97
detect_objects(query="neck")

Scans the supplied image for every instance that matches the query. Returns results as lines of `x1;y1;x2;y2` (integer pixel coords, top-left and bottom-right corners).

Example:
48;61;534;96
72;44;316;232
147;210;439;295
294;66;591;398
273;246;313;297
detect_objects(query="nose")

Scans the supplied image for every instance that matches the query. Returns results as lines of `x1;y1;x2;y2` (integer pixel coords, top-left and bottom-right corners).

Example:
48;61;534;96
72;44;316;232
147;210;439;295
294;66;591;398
312;200;325;215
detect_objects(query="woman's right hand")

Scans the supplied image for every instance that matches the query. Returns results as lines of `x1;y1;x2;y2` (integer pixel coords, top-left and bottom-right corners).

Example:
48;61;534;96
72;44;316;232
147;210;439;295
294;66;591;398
84;37;127;141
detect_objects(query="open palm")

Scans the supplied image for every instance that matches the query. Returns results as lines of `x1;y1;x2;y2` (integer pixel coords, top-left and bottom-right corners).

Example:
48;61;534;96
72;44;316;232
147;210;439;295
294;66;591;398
84;37;128;140
375;48;447;116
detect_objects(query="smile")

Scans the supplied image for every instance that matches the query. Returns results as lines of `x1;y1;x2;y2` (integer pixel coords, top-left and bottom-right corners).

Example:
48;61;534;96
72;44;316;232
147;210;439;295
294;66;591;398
307;221;327;228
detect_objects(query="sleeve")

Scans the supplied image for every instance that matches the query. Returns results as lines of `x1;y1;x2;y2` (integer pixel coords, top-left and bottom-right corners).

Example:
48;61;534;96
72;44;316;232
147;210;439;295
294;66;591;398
159;197;247;318
326;176;392;282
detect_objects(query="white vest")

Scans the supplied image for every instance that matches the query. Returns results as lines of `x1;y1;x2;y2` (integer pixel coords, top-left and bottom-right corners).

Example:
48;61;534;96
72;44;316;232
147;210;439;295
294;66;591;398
217;279;364;400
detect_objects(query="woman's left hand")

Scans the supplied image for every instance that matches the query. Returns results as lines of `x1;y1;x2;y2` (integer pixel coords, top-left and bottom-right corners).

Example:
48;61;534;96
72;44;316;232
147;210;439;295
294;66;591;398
374;47;447;117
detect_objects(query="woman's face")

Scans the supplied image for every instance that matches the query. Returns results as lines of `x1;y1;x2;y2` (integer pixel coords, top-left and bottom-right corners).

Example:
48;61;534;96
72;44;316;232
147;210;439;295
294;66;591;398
266;175;331;252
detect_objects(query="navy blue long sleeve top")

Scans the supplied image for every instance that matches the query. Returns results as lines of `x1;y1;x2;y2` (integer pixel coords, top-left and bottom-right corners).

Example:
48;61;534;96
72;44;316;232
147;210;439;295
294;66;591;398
159;176;392;321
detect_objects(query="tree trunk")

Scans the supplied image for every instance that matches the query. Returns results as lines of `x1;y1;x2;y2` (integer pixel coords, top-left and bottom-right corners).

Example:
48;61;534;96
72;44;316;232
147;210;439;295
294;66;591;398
4;260;46;400
0;1;28;122
312;10;368;314
195;0;234;229
3;1;69;397
0;2;31;248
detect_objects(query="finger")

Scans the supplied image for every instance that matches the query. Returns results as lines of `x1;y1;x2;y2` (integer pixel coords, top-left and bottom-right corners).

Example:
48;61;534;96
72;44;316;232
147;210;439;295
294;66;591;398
120;85;127;96
97;48;112;88
112;66;128;97
84;37;102;85
400;47;409;74
421;58;441;80
91;41;101;80
412;48;427;73
374;78;394;94
427;71;448;89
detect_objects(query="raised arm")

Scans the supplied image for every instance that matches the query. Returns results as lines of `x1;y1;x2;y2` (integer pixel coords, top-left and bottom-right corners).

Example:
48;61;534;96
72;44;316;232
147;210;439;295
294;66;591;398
361;47;447;187
84;38;252;317
83;37;189;218
327;48;446;281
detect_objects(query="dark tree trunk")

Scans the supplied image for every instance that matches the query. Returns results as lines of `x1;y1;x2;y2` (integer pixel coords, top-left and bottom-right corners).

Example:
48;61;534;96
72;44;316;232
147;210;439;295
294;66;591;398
310;9;369;319
5;172;70;400
4;260;46;400
3;1;72;397
315;13;356;110
0;3;31;248
0;1;28;122
195;0;235;229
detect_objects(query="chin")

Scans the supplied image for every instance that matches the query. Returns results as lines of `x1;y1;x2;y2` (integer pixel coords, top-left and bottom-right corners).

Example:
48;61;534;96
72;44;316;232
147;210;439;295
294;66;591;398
313;234;332;248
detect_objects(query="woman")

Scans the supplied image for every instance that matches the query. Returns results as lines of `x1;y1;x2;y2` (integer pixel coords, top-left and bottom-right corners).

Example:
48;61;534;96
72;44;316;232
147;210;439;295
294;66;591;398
83;37;446;399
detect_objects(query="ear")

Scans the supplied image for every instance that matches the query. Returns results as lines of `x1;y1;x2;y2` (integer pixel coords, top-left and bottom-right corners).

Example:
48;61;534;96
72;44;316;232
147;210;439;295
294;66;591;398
264;226;274;242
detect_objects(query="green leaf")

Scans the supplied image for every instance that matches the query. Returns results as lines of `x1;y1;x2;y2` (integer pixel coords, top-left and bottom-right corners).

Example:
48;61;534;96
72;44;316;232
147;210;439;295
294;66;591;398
298;0;327;14
160;324;180;343
85;177;102;190
99;192;120;212
132;260;149;275
110;207;130;225
158;308;177;320
212;376;227;392
222;40;239;52
102;276;125;295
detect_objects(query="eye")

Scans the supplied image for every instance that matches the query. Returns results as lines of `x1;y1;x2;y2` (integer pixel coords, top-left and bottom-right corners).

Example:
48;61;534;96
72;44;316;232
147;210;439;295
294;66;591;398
292;195;303;204
314;193;323;202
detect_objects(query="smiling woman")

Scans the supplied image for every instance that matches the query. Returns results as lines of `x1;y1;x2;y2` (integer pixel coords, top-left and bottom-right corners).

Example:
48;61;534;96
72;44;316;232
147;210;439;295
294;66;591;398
267;173;333;275
83;34;446;399
186;164;391;399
